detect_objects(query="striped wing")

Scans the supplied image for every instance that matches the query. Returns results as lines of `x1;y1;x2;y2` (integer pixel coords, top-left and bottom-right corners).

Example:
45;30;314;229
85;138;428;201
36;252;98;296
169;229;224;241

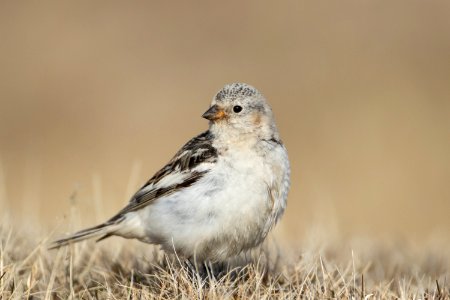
109;131;217;221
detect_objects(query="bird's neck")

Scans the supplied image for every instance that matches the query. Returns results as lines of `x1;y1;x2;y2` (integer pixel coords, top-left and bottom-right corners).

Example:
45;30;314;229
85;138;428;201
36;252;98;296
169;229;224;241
209;123;279;150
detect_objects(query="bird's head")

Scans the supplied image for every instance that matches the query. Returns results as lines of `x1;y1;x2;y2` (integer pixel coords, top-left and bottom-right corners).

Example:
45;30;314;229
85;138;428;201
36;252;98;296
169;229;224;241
202;83;279;141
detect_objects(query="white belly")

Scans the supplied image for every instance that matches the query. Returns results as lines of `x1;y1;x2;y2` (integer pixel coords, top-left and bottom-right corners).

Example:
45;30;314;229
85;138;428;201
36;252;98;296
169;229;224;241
122;145;289;262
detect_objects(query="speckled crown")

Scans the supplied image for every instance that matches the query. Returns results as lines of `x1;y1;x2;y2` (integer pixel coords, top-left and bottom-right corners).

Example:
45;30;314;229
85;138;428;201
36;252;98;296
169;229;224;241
215;83;260;102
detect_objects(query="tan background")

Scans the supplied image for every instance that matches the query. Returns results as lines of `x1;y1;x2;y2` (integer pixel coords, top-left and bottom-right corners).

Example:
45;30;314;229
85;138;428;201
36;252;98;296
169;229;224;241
0;1;449;241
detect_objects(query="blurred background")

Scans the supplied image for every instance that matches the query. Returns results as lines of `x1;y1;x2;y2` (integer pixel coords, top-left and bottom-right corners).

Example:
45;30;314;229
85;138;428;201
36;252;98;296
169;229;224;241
0;1;449;242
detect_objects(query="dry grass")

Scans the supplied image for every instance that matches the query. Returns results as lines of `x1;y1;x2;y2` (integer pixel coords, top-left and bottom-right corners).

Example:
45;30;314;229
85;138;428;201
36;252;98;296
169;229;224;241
1;217;449;299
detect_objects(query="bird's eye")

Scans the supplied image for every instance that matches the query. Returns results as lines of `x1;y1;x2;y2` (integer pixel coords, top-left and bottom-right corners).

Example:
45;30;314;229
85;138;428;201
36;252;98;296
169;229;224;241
233;105;243;113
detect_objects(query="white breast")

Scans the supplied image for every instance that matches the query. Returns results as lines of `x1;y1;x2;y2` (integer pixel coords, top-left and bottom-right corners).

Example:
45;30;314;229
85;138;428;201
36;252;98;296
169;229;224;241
123;141;289;262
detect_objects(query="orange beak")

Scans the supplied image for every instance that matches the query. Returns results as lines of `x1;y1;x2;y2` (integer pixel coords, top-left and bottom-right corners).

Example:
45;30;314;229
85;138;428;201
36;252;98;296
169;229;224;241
202;105;227;121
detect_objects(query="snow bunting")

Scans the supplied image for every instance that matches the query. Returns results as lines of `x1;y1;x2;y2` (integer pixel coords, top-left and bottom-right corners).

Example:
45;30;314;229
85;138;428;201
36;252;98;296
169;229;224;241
50;83;290;263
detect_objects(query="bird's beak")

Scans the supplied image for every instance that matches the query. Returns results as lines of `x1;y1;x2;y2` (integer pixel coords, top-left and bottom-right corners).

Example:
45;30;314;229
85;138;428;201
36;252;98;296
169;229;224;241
202;105;227;121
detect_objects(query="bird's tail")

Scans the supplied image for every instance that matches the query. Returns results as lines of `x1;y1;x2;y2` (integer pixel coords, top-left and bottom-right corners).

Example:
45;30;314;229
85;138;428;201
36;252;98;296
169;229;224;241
49;218;123;250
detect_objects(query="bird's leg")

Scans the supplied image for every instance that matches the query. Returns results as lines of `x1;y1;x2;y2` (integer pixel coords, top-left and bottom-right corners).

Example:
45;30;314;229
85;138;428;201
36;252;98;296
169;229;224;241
184;259;229;281
203;261;231;280
182;259;200;280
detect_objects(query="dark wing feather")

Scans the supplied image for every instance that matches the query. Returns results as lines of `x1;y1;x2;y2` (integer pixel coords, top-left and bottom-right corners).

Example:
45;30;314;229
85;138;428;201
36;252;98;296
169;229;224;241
108;131;217;221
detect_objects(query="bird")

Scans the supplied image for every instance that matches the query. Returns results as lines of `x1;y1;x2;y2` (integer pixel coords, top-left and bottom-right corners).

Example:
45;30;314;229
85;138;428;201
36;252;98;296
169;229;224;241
50;83;290;263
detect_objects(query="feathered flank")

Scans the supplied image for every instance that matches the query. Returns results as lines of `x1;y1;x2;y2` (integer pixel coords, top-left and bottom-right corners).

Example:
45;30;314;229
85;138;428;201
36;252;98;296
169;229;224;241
50;131;218;248
110;131;217;220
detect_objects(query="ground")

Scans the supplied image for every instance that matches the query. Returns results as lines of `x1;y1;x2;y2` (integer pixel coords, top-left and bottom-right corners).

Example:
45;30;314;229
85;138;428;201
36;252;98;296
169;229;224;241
1;220;448;299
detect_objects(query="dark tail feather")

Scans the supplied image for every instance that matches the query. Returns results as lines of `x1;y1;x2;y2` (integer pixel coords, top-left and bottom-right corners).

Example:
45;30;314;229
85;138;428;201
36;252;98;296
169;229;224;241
49;219;122;250
96;233;114;243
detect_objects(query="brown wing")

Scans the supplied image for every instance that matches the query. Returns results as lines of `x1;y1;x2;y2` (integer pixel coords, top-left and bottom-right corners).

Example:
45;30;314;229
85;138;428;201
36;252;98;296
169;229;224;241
108;131;217;221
